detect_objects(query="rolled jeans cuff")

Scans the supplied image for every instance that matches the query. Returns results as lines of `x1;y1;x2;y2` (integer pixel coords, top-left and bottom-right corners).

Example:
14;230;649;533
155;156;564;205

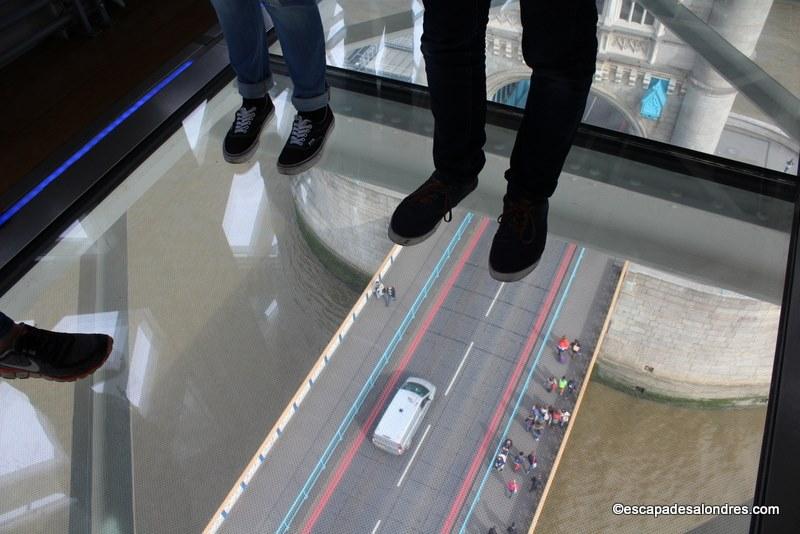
292;84;330;112
238;75;275;100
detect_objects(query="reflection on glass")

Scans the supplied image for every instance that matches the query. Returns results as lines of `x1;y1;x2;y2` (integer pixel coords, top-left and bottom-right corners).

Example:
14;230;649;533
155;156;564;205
222;162;268;258
312;0;798;173
0;383;58;477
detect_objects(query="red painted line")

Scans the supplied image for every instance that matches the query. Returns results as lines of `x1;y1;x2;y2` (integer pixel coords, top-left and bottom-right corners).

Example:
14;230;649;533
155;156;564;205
440;243;577;534
300;217;491;534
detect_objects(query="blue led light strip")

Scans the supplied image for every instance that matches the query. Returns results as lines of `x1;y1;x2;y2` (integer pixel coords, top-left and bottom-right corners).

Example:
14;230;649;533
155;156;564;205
0;60;194;228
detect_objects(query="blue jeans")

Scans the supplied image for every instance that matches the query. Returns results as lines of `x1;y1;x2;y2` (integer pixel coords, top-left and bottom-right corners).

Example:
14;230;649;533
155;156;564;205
0;312;13;339
210;0;329;112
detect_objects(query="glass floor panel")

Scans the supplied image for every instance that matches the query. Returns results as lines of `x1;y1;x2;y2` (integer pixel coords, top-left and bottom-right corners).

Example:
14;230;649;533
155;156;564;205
0;71;793;534
298;0;800;174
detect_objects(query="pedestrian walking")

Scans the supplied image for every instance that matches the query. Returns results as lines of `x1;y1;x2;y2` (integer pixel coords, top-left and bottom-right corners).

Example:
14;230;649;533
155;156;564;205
529;475;540;493
524;414;535;432
513;451;525;472
525;451;537;473
550;408;563;427
507;522;518;534
506;479;519;498
494;452;507;471
532;419;544;441
388;286;396;300
570;339;582;358
488;528;498;534
561;410;571;428
558;375;568;395
531;419;544;441
547;376;557;393
501;437;513;455
567;379;577;397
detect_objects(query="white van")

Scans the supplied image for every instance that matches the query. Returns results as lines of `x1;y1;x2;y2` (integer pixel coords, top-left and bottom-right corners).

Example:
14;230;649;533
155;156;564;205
372;377;436;455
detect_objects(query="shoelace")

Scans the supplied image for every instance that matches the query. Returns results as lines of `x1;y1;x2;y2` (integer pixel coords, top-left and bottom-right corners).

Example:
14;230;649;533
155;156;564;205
288;116;313;146
234;107;257;134
415;179;454;222
497;200;535;244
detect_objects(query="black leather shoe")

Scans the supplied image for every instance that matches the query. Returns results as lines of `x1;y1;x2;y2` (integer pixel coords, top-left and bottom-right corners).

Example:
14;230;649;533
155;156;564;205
489;195;548;282
389;173;478;246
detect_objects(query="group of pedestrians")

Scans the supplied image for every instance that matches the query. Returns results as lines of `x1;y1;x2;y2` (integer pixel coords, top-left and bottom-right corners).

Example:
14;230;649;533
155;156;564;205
372;280;397;306
493;436;540;500
546;375;577;397
524;404;571;440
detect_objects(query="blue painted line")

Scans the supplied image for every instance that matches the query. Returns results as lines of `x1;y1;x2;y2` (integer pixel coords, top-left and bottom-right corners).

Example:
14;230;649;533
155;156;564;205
458;247;585;533
277;213;476;534
0;60;194;228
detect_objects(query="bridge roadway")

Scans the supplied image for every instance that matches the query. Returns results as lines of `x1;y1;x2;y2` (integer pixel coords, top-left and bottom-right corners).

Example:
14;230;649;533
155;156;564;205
215;210;616;534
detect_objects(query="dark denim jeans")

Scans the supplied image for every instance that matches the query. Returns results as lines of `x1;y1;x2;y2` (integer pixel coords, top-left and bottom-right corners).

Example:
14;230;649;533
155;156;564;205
421;0;598;199
210;0;328;111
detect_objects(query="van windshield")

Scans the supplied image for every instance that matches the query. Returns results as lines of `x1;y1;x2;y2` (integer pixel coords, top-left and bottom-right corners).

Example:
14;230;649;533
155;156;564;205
401;381;429;398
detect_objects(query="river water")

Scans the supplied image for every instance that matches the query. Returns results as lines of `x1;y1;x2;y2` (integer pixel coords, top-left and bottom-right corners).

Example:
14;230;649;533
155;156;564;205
536;379;766;533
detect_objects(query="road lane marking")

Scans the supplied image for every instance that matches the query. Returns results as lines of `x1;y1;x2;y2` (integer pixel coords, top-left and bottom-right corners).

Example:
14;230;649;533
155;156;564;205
298;216;489;534
397;424;432;488
445;341;475;397
485;283;505;317
371;519;382;534
441;243;578;534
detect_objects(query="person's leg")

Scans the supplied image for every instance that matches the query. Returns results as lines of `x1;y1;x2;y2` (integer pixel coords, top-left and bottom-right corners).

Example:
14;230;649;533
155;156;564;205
388;0;490;246
489;0;598;281
422;0;490;184
508;0;597;200
211;0;277;163
266;0;335;174
264;0;328;112
211;0;274;100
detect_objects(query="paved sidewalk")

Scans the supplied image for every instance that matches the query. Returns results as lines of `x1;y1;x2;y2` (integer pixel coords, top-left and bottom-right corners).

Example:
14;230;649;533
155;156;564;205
218;211;475;533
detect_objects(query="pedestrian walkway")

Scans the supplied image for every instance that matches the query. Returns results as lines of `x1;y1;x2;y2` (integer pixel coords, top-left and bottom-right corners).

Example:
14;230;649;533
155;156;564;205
463;251;622;534
208;211;476;533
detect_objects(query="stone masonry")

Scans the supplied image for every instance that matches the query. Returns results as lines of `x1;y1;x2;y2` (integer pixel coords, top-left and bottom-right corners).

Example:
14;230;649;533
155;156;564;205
292;168;402;275
598;263;780;405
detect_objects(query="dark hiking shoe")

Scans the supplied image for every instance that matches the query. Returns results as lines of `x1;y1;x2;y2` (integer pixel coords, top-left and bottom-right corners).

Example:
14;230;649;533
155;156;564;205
223;98;275;163
489;195;548;282
0;324;113;381
277;106;335;175
389;174;478;246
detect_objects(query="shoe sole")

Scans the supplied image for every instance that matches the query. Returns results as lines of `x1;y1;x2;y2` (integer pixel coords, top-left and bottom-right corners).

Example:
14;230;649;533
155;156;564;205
222;108;276;164
276;115;336;176
489;260;540;282
388;220;441;247
0;336;114;382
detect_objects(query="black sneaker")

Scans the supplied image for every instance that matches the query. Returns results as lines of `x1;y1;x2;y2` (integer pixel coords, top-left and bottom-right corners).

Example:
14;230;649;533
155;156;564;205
223;98;275;163
489;195;549;282
277;106;335;175
0;324;113;381
389;173;478;246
